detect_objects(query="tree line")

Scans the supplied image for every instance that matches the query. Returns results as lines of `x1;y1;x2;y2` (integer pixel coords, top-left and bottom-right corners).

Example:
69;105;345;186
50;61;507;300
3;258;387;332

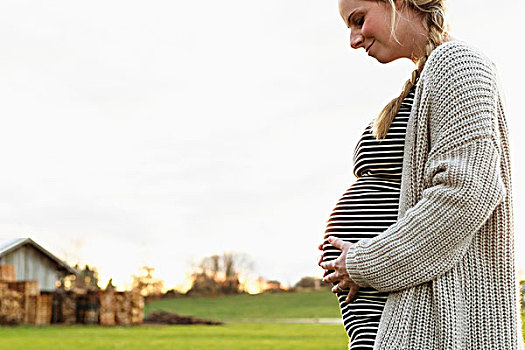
60;252;327;298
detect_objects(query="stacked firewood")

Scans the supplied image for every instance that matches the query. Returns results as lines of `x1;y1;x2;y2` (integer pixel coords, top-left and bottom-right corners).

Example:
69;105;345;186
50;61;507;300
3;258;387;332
61;291;77;324
99;290;144;326
0;264;144;326
99;291;116;326
7;281;40;324
36;293;53;325
0;265;15;282
115;292;132;325
0;267;22;325
0;264;53;326
0;282;23;325
84;291;99;325
130;291;144;325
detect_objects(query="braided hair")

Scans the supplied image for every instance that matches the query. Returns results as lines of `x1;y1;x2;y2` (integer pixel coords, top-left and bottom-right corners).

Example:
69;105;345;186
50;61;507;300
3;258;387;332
372;0;449;140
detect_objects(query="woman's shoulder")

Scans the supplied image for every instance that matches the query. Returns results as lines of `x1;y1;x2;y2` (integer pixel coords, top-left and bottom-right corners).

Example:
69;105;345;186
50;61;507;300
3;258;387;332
423;40;497;80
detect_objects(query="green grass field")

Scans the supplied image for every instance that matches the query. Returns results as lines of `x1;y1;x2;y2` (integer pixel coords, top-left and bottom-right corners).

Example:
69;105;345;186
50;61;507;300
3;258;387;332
0;290;522;349
0;324;347;350
0;290;347;350
145;289;340;322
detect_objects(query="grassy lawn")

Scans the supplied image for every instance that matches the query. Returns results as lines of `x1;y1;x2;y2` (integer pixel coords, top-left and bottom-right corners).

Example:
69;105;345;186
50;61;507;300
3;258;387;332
0;290;348;350
0;290;521;349
0;324;347;350
145;289;341;322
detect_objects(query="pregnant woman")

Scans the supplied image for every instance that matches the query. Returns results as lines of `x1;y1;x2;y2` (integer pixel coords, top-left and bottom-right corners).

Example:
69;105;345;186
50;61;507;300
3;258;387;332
319;0;524;349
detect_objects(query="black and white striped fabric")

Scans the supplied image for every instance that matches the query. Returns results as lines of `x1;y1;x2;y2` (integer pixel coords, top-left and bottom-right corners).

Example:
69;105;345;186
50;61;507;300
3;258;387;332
322;87;414;349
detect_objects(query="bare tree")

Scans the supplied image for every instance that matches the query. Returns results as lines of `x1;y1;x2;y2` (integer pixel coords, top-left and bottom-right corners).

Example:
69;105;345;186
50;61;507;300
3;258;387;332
188;252;253;296
131;266;165;297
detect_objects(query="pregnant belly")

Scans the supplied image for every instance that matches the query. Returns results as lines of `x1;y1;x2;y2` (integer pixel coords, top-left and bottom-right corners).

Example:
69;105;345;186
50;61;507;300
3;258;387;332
322;176;401;263
322;176;399;314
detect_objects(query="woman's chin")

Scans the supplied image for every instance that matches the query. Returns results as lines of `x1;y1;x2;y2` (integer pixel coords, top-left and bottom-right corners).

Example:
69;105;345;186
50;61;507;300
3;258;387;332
373;54;402;64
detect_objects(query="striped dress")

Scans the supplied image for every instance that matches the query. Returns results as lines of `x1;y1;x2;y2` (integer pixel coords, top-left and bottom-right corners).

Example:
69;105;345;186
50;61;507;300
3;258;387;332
322;87;414;349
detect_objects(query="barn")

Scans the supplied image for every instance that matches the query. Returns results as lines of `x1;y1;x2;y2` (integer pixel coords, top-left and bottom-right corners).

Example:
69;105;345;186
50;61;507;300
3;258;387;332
0;237;78;291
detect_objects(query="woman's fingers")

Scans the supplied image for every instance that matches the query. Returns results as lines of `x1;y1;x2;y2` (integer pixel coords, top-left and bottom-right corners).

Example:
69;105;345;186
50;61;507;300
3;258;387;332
331;282;345;294
320;237;359;302
337;279;350;290
320;260;335;271
345;285;359;303
329;279;360;302
331;284;342;293
323;271;338;284
327;236;345;250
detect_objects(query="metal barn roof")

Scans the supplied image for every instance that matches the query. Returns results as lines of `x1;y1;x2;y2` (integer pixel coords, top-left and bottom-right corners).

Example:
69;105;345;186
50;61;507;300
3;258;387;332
0;237;78;275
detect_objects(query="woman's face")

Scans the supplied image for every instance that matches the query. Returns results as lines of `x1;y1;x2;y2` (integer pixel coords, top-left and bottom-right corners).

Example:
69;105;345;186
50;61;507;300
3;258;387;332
338;0;424;63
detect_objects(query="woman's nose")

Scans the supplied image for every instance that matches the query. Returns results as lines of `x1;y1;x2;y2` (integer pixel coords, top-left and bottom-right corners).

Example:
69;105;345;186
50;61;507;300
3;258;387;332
350;32;364;49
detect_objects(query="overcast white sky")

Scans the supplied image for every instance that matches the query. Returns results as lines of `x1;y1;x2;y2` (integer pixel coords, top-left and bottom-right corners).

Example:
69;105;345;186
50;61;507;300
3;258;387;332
0;0;524;291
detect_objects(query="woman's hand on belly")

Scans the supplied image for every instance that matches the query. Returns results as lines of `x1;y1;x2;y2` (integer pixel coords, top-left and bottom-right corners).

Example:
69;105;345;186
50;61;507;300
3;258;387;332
319;237;359;303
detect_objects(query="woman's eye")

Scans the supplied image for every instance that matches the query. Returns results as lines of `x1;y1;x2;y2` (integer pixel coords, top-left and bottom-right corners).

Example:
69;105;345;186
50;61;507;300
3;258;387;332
347;14;364;28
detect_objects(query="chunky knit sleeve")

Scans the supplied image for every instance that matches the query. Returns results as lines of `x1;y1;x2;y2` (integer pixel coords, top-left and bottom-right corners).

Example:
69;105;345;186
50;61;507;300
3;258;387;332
345;42;506;292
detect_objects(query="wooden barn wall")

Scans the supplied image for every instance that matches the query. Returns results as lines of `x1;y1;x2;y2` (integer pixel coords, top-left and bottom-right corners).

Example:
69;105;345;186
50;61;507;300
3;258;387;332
0;245;65;291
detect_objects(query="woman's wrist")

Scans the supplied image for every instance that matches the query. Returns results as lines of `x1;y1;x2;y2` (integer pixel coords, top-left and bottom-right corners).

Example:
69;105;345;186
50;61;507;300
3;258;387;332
345;242;371;288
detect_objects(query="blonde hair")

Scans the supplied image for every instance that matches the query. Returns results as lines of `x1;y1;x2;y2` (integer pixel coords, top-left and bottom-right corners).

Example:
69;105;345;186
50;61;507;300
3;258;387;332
372;0;449;140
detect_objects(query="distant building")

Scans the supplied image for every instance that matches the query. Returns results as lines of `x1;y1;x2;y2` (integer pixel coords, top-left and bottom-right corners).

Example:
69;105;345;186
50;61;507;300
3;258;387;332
0;238;78;291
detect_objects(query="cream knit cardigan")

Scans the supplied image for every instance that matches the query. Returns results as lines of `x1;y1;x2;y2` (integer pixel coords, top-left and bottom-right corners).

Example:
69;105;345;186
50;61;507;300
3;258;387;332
345;41;524;349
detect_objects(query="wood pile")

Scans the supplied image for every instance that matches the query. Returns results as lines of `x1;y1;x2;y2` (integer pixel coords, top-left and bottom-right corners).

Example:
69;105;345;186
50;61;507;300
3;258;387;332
84;291;99;325
130;291;144;325
0;264;144;327
7;281;40;324
0;264;16;282
35;293;53;325
76;290;100;324
61;291;77;324
103;291;145;326
25;294;53;325
49;290;77;324
143;311;223;325
115;292;132;325
26;295;38;325
0;282;23;325
7;281;39;296
99;291;116;326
